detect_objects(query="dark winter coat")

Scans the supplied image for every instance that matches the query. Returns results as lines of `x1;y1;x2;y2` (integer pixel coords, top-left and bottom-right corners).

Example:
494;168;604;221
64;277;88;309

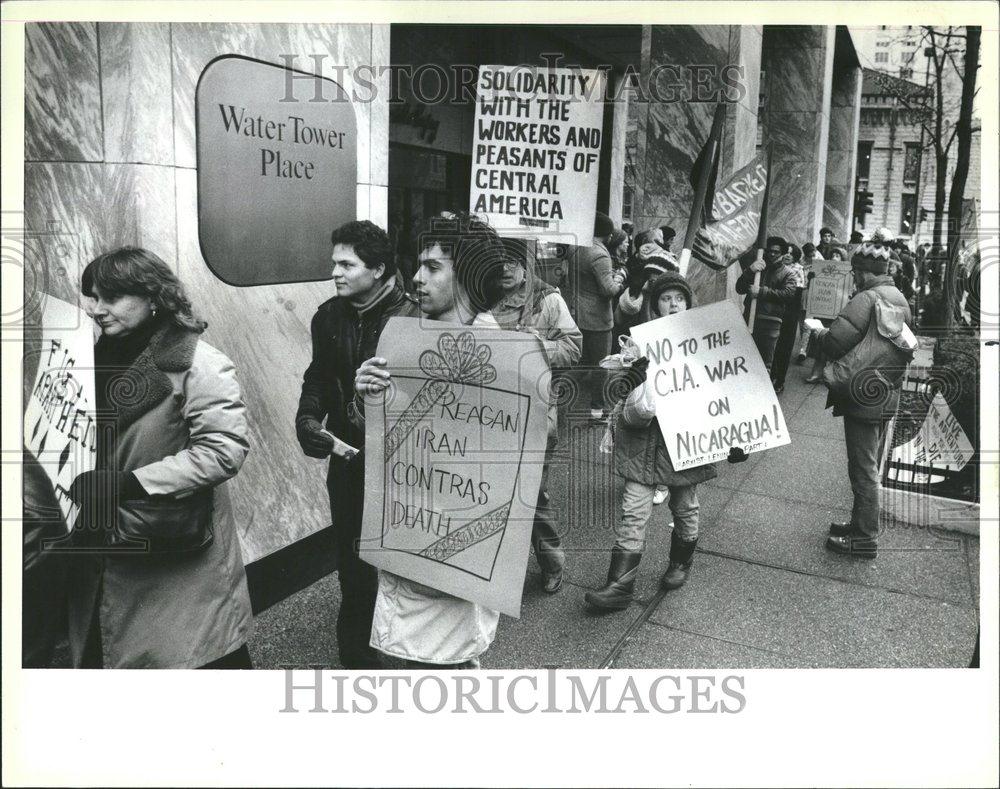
67;325;252;668
734;253;798;323
818;274;913;421
297;282;418;449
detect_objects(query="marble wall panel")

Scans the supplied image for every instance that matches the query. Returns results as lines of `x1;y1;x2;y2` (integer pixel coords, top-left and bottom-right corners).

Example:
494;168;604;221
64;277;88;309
99;23;174;165
822;182;850;236
765;159;826;244
827;103;856;153
369;25;391;187
765;43;826;113
25;22;103;162
768;110;823;164
766;25;829;50
174;169;330;562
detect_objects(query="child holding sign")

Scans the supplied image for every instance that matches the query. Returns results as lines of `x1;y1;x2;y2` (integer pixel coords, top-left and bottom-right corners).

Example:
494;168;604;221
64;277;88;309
585;272;718;611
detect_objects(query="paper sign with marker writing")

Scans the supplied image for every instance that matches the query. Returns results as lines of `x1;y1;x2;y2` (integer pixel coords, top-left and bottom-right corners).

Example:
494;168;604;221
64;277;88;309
888;392;974;485
806;258;853;319
360;317;550;617
628;300;790;469
23;295;98;530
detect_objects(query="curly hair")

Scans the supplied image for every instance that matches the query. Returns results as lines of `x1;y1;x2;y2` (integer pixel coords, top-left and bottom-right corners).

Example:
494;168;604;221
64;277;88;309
329;220;396;282
81;247;206;333
416;211;507;313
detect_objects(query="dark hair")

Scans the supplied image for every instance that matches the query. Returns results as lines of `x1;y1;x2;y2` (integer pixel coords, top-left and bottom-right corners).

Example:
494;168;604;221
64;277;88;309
659;225;676;242
788;243;802;263
850;231;864;243
417;211;506;313
820;226;833;236
81;247;206;332
766;236;789;254
329;220;396;282
802;242;817;255
499;237;538;271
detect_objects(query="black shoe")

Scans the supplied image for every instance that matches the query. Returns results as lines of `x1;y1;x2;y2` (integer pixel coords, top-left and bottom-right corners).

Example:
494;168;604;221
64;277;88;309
584;547;641;610
829;521;853;537
541;568;563;594
773;382;785;395
826;532;878;559
795;352;807;364
661;533;698;590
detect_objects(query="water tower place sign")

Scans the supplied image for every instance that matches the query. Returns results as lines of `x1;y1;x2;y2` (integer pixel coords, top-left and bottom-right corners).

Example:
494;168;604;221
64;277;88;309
196;56;357;286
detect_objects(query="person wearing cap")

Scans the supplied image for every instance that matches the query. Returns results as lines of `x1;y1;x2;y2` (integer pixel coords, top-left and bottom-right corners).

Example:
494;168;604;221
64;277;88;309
585;271;718;610
735;235;798;373
812;242;913;559
568;211;626;420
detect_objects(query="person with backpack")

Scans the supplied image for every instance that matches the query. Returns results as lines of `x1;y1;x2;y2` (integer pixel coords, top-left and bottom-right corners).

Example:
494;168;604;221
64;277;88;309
811;242;915;559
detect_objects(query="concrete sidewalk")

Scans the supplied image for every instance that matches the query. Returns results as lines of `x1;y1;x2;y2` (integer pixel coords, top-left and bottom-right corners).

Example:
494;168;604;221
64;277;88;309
250;364;980;669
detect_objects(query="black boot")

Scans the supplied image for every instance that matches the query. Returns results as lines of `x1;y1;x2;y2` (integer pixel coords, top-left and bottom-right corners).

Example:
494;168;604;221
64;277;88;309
829;521;852;537
584;547;642;611
661;532;697;590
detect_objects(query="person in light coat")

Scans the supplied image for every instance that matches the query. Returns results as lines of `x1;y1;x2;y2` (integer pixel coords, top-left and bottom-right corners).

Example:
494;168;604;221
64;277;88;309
66;247;252;669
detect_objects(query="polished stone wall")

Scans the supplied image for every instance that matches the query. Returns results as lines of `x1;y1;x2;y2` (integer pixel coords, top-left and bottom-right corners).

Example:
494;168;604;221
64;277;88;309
761;25;835;248
822;59;862;239
632;25;762;306
24;22;390;562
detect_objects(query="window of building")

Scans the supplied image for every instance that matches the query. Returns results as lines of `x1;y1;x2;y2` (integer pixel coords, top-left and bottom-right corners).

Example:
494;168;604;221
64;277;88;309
875;51;889;63
901;50;915;63
903;142;921;183
876;39;890;47
856;141;874;180
900;193;917;235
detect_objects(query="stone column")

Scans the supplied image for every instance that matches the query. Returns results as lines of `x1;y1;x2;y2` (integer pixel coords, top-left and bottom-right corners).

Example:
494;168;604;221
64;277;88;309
823;54;862;238
631;24;762;305
605;71;630;225
761;25;835;248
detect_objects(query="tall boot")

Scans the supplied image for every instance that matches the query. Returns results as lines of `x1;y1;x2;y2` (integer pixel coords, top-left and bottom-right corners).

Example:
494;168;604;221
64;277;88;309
584;547;642;611
661;532;697;590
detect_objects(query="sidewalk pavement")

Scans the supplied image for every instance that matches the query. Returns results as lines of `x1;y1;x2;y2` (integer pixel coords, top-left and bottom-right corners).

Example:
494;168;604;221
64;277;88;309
250;361;980;669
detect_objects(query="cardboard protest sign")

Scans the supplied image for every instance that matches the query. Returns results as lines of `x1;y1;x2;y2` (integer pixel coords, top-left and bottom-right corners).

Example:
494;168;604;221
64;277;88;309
806;258;853;319
23;295;98;530
888;392;974;485
628;300;790;469
694;152;770;270
360;317;549;617
470;65;606;242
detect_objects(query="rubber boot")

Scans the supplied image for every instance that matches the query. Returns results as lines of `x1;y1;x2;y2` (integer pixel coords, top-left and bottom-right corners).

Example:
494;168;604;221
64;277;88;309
661;533;697;590
584;547;642;610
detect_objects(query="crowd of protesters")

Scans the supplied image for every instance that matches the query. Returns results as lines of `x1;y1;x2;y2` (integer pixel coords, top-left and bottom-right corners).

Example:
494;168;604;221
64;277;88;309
25;206;920;670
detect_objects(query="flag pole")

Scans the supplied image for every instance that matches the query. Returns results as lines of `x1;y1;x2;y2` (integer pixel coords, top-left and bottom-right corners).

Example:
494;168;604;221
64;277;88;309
747;146;773;332
678;102;725;276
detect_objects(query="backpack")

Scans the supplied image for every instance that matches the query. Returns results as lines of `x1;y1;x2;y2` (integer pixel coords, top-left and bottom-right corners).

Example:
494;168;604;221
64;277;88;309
823;291;917;399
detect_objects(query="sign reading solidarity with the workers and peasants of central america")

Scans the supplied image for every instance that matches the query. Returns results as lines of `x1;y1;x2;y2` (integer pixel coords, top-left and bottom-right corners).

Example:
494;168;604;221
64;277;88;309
629;300;790;469
470;65;606;242
360;318;550;617
23;295;98;530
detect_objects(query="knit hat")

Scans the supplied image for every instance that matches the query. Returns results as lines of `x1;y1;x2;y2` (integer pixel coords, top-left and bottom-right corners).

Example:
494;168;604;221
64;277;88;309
851;241;891;274
648;270;694;313
637;242;679;275
594;211;614;239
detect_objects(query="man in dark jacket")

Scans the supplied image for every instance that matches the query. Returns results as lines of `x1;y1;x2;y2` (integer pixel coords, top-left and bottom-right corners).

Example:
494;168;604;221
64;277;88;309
735;236;798;373
296;220;416;669
814;242;913;558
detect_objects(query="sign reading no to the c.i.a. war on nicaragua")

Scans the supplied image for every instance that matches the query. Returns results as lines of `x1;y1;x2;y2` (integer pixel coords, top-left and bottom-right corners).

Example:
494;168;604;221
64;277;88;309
360;318;549;617
470;65;606;241
629;301;790;469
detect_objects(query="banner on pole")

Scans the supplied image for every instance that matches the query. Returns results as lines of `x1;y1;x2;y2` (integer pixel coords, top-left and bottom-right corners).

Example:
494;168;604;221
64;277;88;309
22;295;98;530
628;300;790;469
360;318;550;617
806;258;853;319
470;65;606;242
691;152;770;271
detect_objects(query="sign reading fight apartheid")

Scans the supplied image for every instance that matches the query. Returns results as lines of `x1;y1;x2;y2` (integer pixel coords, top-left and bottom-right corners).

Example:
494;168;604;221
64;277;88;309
887;392;974;486
196;55;357;285
470;65;606;241
22;295;97;530
360;318;549;616
628;300;790;469
693;152;770;270
806;258;853;319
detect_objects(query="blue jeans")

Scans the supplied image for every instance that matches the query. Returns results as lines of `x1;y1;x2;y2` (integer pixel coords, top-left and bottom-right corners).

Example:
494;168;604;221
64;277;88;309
616;480;700;551
844;416;883;539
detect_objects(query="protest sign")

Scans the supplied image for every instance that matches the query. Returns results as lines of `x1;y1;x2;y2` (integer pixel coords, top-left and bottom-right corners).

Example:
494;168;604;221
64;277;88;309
360;317;549;617
22;295;98;530
887;392;974;485
806;258;853;319
628;300;790;469
693;152;770;270
469;65;606;242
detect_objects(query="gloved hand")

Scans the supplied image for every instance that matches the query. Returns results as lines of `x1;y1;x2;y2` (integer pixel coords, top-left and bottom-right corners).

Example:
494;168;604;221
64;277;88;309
620;356;650;393
68;469;143;511
625;262;646;297
296;416;334;459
